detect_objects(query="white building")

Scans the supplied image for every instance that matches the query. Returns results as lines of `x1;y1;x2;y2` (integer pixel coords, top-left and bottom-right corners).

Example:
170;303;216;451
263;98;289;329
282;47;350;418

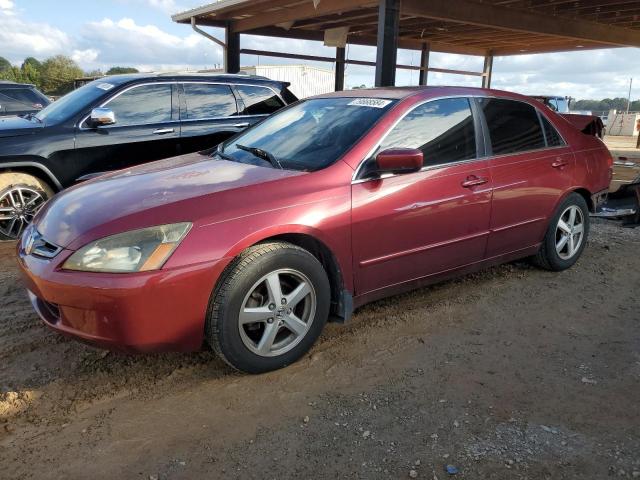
607;110;640;136
238;65;336;99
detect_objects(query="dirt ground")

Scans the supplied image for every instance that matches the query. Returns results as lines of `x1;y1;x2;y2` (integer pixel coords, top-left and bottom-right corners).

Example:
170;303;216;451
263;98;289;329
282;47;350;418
1;219;639;479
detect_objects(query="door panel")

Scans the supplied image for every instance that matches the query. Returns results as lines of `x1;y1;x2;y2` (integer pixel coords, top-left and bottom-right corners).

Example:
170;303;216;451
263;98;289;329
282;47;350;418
486;148;574;257
352;161;492;295
73;83;179;179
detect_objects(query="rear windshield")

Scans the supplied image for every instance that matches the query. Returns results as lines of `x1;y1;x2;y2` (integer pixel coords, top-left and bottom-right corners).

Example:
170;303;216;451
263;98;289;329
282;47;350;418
219;97;396;172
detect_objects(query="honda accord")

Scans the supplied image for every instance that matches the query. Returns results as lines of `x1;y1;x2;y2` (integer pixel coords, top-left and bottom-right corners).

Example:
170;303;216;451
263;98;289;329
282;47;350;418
17;87;612;373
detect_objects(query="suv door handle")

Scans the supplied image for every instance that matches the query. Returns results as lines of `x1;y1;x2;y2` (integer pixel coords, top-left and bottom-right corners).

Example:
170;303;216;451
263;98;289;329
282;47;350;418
232;122;250;128
461;176;489;188
551;159;568;168
153;128;174;135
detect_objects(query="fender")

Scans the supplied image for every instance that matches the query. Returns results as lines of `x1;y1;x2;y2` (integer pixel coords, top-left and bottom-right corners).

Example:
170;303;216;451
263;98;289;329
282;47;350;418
223;222;354;292
0;159;63;190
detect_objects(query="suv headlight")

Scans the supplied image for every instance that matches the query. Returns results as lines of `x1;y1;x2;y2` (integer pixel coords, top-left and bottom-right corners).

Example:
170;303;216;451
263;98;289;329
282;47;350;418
62;223;191;273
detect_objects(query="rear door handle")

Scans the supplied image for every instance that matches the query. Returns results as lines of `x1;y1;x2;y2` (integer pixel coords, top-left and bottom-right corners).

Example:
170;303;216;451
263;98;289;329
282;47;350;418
232;122;250;128
153;128;175;135
461;176;489;188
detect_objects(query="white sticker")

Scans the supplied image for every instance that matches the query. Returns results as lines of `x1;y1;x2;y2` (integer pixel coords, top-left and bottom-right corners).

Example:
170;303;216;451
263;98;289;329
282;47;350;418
348;98;392;108
96;82;115;91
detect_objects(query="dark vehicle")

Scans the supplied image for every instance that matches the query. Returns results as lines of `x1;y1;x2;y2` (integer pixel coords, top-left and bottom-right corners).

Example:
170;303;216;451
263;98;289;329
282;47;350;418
0;73;297;240
530;95;604;138
0;81;50;117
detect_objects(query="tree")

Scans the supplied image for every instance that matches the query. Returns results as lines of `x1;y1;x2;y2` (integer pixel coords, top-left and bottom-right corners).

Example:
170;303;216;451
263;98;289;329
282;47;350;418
0;56;11;73
106;66;139;75
22;57;42;72
39;55;84;95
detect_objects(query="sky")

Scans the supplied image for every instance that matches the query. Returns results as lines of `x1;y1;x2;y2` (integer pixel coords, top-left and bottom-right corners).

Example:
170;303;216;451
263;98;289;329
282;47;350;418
0;0;638;101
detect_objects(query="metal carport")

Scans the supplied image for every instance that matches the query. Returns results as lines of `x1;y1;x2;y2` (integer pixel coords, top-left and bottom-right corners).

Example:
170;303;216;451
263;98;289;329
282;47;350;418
172;0;640;90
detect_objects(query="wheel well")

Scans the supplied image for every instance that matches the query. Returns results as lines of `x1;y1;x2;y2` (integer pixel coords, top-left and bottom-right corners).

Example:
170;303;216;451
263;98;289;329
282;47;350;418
0;165;60;193
573;188;594;211
260;233;347;320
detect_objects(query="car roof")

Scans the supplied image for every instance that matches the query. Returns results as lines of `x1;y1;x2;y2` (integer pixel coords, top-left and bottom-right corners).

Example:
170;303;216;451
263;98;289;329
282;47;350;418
315;86;541;104
89;73;290;90
0;81;36;88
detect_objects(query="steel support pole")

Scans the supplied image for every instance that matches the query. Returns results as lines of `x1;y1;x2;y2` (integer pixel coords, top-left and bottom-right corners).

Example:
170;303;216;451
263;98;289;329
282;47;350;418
482;52;494;88
225;23;241;74
374;0;400;87
335;47;346;91
419;42;430;86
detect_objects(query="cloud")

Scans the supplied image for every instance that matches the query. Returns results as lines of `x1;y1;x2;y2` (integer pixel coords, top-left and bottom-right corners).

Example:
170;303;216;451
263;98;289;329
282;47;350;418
0;0;14;12
77;17;223;71
0;7;70;61
72;49;99;65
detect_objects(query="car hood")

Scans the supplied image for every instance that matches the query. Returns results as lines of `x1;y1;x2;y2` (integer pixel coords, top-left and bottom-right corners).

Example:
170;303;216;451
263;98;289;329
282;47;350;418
0;115;43;138
34;152;304;248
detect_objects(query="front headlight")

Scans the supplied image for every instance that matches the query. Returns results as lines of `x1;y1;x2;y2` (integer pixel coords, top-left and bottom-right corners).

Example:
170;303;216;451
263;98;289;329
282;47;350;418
62;223;192;273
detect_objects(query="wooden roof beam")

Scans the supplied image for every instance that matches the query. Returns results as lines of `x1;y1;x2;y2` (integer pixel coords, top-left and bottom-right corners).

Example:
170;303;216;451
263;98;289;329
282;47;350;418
401;0;640;47
232;0;377;32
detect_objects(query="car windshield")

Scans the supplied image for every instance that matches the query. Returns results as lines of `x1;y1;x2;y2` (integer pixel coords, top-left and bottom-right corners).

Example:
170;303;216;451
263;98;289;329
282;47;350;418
35;81;114;124
219;97;397;171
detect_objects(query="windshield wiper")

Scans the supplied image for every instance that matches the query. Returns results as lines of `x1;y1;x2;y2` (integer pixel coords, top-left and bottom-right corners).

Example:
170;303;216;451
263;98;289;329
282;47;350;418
213;147;233;161
22;113;42;123
236;144;283;170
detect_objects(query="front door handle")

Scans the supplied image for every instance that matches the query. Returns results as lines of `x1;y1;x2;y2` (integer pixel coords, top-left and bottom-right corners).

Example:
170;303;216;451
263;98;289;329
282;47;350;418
551;159;568;168
153;128;175;135
461;176;489;188
232;122;250;128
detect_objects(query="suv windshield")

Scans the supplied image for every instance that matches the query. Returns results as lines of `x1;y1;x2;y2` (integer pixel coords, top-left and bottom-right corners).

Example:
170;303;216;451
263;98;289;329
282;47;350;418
219;97;397;171
35;81;114;124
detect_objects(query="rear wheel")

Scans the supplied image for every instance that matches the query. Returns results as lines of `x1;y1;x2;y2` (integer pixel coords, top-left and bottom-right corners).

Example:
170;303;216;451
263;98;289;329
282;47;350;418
533;192;589;271
206;242;330;373
0;173;54;241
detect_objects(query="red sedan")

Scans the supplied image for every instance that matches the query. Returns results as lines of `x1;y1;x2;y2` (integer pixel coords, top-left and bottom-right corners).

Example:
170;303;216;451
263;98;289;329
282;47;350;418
17;87;612;373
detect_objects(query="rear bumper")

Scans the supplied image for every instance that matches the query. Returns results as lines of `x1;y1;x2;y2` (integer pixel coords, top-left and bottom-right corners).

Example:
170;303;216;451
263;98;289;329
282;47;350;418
17;249;227;353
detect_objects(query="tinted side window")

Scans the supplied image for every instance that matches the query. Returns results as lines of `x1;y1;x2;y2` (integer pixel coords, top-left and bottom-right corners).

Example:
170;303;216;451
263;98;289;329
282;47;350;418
379;97;477;166
184;83;237;119
480;98;545;155
236;85;285;115
540;114;565;147
106;84;173;126
0;88;44;113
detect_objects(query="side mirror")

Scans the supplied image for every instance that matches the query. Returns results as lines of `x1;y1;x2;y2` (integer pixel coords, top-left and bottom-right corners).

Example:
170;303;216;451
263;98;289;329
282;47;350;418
375;148;423;175
90;108;116;127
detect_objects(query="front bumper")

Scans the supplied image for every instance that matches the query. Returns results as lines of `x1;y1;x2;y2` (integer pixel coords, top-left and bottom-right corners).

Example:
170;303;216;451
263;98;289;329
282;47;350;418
17;247;227;353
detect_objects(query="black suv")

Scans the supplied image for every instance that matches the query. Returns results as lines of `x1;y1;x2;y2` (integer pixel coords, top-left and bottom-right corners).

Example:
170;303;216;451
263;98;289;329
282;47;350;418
0;81;50;117
0;73;297;239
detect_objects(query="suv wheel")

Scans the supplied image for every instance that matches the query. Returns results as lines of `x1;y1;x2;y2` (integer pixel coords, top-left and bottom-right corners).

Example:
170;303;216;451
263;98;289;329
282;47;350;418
0;173;54;241
533;192;589;271
206;242;330;374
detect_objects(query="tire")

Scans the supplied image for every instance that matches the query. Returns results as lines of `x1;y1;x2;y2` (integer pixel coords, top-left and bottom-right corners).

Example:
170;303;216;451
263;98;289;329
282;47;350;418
0;173;54;241
532;192;590;271
206;241;331;374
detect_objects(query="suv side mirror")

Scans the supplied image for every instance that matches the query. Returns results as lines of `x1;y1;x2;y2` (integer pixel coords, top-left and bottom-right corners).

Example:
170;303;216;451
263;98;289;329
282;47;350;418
375;148;423;175
90;108;116;127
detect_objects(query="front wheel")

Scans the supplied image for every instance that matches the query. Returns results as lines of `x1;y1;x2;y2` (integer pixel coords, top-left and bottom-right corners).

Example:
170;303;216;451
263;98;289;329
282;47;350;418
533;192;590;271
206;242;330;373
0;173;54;241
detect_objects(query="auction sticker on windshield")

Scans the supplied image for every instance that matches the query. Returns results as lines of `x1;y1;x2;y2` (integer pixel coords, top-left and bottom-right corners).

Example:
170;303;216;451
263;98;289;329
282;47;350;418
96;83;115;91
348;98;392;108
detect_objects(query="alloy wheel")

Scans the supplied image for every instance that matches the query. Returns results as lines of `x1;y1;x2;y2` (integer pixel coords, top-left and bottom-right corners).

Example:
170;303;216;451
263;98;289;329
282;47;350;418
0;186;47;240
238;268;316;357
555;205;584;260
